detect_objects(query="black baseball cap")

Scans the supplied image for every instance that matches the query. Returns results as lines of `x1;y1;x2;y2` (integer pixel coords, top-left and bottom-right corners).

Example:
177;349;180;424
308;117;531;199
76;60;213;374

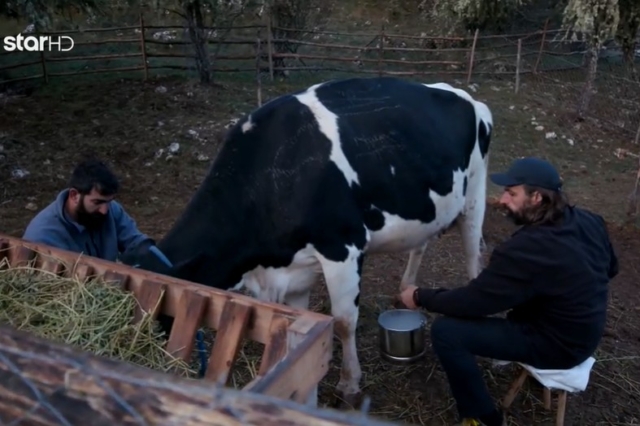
489;157;562;191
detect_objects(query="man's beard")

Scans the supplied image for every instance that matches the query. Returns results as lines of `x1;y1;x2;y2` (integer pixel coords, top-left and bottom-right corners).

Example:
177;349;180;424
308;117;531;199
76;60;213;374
75;198;107;230
503;203;535;226
505;208;528;226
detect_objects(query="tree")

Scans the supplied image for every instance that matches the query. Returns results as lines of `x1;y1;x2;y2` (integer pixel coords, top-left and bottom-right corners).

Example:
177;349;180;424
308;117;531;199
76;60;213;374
152;0;255;84
616;0;640;78
2;0;256;85
427;0;530;32
266;0;328;78
0;0;103;29
560;0;620;119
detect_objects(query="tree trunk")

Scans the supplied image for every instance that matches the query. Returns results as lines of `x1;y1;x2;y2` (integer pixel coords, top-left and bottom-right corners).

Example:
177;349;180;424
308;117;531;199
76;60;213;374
622;40;638;81
183;0;211;84
577;43;600;120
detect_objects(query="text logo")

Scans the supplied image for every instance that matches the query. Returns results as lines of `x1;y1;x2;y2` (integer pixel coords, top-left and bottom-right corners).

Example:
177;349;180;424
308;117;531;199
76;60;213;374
3;34;75;52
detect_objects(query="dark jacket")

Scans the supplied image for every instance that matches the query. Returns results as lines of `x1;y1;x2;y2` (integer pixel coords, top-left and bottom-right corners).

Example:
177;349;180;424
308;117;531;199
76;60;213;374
416;205;618;368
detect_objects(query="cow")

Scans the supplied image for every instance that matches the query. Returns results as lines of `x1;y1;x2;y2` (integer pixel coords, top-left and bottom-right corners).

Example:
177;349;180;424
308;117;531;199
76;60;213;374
120;76;493;407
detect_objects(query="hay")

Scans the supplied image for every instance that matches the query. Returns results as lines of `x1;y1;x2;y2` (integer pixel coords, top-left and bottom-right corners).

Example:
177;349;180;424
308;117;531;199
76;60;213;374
0;258;196;378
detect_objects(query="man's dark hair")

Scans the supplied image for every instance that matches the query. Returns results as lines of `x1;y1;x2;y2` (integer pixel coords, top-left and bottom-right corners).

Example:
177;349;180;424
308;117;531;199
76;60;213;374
68;159;120;196
521;185;570;225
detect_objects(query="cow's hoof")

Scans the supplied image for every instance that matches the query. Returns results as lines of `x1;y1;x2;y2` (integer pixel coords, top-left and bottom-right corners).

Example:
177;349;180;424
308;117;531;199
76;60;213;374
331;391;363;410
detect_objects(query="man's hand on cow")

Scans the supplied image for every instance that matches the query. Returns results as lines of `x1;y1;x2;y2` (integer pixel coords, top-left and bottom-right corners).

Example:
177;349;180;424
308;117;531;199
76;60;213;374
399;285;419;310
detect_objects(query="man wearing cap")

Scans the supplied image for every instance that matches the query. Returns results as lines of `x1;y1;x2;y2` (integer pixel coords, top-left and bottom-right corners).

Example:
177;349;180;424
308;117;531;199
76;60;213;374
398;157;619;426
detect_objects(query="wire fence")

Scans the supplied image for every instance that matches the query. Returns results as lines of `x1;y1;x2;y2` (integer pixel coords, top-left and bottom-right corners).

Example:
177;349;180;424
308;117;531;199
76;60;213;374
0;14;609;83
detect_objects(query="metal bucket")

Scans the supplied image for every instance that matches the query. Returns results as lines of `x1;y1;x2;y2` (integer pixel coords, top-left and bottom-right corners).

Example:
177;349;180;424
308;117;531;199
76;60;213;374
378;309;428;364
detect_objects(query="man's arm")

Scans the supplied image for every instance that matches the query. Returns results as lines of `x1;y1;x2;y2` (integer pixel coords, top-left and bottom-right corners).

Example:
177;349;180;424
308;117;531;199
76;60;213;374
111;202;154;254
415;235;537;318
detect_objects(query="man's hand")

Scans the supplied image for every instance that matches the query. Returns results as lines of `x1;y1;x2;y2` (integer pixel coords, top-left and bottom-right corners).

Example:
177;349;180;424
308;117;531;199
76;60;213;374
399;285;419;310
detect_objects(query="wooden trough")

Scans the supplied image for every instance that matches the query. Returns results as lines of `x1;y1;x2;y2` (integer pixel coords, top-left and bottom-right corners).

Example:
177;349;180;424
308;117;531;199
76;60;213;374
0;233;333;405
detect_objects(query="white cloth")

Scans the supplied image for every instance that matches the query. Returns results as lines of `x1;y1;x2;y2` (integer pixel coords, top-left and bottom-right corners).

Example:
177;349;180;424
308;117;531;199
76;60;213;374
491;356;596;393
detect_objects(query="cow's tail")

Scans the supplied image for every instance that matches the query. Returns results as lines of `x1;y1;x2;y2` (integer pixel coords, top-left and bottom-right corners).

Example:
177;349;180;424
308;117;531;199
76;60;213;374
466;101;494;257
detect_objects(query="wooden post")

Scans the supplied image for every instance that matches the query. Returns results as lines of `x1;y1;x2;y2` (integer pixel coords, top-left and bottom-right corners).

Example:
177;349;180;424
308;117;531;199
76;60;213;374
0;324;399;426
378;25;385;77
256;35;263;107
39;49;48;84
635;117;640;144
515;38;522;94
466;28;479;85
139;13;148;80
35;24;48;84
534;18;549;74
266;8;274;82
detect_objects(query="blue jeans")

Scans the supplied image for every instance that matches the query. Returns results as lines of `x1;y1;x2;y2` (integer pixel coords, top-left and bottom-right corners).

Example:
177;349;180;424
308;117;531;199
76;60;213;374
430;316;542;419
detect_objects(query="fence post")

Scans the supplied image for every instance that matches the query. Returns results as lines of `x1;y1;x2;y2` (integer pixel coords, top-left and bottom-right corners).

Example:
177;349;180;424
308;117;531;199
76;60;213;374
139;13;148;80
266;8;274;81
256;34;262;107
466;28;479;85
635;116;640;144
39;49;48;84
378;25;385;77
515;38;522;93
533;18;549;74
34;24;48;84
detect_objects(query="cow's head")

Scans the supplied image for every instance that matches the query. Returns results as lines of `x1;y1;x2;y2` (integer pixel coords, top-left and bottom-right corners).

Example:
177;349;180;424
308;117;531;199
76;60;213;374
120;242;217;286
120;242;174;275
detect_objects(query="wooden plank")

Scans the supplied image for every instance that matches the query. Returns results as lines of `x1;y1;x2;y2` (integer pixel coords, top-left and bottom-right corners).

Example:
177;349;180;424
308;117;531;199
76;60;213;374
205;300;253;384
0;324;400;426
258;314;291;376
12;246;36;267
166;290;209;361
39;259;65;275
249;318;333;400
0;240;11;267
132;280;166;323
72;263;95;281
102;270;129;289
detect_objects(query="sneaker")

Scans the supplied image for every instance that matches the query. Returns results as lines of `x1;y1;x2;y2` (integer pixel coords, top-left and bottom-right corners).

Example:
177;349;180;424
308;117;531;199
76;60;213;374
456;420;481;426
455;415;507;426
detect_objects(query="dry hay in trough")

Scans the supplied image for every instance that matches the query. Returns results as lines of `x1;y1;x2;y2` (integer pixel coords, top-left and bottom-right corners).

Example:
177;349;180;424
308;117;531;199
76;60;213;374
0;258;198;378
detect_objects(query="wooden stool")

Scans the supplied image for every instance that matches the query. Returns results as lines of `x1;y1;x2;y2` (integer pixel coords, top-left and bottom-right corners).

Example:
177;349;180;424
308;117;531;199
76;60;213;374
502;367;567;426
499;357;595;426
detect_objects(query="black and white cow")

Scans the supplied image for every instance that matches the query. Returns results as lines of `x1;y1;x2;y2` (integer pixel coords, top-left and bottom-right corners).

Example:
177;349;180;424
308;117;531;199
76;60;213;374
121;76;493;405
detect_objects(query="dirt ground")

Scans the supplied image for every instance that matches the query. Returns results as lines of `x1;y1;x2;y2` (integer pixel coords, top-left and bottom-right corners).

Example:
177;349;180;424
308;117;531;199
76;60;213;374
1;74;639;426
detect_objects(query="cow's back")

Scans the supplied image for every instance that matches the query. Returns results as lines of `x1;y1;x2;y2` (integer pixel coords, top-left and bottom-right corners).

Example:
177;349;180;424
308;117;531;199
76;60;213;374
211;77;491;254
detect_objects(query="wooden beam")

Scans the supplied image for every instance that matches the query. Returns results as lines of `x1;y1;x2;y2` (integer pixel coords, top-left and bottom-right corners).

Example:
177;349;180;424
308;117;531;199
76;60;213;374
0;325;399;426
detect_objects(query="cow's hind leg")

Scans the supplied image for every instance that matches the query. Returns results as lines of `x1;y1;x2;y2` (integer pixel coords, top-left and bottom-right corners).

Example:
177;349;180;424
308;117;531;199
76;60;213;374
316;244;364;409
457;170;488;280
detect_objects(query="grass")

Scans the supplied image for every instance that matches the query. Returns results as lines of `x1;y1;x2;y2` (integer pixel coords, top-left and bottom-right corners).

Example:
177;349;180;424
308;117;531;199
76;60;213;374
0;258;195;378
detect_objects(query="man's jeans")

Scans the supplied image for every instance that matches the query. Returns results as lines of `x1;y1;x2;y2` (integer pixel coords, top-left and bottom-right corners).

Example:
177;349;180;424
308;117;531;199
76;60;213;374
430;316;541;419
